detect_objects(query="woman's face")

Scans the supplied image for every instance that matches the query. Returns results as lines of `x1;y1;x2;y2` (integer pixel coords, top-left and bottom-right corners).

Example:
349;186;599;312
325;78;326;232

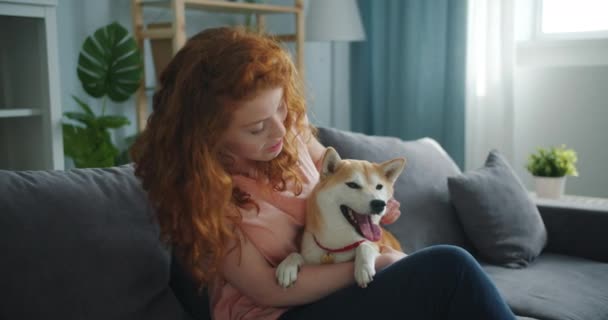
219;87;288;167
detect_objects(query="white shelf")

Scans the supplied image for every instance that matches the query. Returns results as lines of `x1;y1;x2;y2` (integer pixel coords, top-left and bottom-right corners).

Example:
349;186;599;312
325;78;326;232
0;108;42;118
0;0;64;170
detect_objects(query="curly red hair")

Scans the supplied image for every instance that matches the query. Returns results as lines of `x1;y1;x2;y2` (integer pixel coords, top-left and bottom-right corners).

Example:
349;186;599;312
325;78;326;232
130;27;312;290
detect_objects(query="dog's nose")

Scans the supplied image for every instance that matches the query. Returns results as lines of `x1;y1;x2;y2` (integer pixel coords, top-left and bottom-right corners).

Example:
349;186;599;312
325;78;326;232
370;200;386;214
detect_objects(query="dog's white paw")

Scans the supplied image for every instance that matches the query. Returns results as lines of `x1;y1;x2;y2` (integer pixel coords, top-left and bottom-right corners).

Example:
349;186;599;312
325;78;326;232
354;259;375;288
275;252;304;288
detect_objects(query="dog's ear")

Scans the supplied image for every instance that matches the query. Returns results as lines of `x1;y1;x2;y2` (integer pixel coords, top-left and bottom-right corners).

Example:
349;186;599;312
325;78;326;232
321;147;341;177
380;157;406;184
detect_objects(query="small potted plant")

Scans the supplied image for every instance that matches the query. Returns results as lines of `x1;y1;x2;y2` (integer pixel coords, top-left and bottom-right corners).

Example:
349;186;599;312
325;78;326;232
526;145;578;199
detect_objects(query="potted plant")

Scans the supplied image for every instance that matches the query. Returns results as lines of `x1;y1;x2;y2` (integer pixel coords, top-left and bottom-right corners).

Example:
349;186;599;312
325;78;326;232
526;145;578;199
63;22;142;168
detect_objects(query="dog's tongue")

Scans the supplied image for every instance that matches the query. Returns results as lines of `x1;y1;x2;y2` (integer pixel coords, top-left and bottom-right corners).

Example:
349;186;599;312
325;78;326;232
356;214;382;241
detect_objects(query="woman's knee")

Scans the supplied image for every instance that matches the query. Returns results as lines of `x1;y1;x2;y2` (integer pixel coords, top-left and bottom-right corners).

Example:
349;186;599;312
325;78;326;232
413;245;479;270
380;245;481;281
373;245;483;297
425;244;474;259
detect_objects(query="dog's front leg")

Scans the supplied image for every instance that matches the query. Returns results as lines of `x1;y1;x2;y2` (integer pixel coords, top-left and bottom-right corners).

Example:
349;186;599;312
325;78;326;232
354;243;379;288
276;252;304;288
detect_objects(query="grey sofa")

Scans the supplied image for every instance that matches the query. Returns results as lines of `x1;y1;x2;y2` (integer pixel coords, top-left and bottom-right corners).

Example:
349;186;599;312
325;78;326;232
1;127;607;320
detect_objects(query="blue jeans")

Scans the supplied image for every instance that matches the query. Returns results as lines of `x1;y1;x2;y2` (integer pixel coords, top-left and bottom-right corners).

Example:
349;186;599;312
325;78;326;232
280;245;516;320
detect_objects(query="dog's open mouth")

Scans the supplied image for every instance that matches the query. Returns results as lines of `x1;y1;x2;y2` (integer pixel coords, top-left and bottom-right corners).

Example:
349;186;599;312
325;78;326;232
340;205;382;242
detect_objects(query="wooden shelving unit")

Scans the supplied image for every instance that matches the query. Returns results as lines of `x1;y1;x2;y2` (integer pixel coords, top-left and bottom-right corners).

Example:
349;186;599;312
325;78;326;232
131;0;304;131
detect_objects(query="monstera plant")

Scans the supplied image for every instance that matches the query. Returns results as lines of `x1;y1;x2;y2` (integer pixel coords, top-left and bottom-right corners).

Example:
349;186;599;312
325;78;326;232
63;22;142;168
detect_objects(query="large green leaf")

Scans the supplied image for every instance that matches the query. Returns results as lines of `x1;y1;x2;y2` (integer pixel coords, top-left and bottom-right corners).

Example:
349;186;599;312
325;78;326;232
72;95;95;116
77;22;142;102
64;96;98;127
80;131;118;168
62;123;119;168
97;115;130;129
63;124;94;160
64;112;96;127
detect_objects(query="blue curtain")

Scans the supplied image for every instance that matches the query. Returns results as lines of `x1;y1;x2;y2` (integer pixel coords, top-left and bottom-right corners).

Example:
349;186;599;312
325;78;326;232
351;0;467;168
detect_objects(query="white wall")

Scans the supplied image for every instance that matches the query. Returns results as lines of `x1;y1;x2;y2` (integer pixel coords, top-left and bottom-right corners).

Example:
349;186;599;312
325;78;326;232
513;40;608;198
55;0;348;167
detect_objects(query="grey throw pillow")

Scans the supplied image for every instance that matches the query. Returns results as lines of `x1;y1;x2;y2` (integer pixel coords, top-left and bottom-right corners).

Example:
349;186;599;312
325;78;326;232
448;150;548;268
0;166;192;320
316;127;470;253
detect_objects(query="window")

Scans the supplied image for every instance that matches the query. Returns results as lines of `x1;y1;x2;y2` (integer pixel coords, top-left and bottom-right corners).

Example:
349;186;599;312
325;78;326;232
537;0;608;38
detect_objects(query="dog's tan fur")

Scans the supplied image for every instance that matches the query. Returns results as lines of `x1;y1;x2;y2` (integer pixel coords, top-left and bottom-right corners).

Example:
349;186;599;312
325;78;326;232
276;148;406;288
306;158;403;251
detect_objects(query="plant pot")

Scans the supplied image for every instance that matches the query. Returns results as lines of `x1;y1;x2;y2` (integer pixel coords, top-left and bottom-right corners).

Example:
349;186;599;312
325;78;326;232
534;176;566;199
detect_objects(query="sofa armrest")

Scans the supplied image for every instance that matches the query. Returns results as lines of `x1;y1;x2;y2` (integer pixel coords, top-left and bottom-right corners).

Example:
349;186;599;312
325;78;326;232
537;198;608;262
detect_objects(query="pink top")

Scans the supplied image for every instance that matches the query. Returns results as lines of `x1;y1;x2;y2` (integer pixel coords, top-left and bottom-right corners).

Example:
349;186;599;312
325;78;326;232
209;135;320;320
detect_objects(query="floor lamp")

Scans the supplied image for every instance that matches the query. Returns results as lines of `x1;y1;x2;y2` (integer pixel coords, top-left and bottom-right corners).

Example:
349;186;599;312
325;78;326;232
306;0;366;128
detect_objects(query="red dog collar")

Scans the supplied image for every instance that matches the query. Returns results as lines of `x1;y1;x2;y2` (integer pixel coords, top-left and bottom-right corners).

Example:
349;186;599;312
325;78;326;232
313;234;366;253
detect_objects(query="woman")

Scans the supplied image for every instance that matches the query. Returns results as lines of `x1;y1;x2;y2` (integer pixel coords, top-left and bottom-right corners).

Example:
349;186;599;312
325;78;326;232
131;27;516;320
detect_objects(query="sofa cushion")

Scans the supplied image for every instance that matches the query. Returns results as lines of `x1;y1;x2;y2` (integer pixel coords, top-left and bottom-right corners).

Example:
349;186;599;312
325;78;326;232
316;127;470;253
0;166;192;320
483;253;608;320
448;150;547;268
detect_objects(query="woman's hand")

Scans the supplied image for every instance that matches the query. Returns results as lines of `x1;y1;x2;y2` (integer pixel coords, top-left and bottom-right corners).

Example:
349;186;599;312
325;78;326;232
380;198;401;225
375;245;406;271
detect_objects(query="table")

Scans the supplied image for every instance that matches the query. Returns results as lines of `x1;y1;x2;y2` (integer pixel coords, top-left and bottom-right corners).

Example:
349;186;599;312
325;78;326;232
530;192;608;210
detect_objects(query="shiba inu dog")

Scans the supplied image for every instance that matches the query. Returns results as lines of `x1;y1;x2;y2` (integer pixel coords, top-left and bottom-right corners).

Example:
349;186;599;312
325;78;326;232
276;147;406;288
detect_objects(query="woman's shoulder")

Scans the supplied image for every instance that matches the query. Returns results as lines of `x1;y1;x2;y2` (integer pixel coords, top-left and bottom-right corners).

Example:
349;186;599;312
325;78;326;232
290;133;320;184
294;126;324;173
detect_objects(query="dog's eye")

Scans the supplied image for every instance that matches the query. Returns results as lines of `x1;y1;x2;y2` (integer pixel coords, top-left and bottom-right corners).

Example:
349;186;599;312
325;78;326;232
346;182;361;189
376;184;383;190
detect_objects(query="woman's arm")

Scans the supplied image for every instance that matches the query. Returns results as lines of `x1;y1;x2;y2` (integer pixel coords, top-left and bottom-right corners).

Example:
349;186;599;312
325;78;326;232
221;231;405;308
221;231;356;308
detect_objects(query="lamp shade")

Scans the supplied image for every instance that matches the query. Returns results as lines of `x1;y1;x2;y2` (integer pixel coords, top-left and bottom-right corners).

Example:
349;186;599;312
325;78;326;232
306;0;366;41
